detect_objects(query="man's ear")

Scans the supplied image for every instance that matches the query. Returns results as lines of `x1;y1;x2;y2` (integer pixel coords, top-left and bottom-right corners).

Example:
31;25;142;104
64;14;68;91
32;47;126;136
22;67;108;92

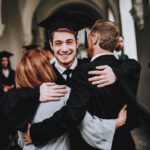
92;34;99;45
76;38;79;48
49;40;54;51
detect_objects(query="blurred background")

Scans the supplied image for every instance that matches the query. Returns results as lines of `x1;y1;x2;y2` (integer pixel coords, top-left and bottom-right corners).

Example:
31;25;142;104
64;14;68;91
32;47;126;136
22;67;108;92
0;0;150;149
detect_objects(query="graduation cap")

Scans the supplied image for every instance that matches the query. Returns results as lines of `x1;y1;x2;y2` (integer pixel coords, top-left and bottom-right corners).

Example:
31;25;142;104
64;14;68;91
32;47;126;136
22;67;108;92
22;44;38;51
38;11;88;34
70;11;96;28
43;42;51;50
0;50;13;59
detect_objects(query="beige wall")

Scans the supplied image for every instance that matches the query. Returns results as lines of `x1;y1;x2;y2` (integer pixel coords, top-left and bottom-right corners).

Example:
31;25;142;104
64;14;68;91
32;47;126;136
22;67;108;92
0;0;24;70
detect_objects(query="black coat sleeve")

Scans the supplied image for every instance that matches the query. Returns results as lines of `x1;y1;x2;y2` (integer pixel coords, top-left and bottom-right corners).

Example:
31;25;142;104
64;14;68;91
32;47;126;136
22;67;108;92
112;59;141;96
112;58;141;129
30;65;91;146
0;87;40;132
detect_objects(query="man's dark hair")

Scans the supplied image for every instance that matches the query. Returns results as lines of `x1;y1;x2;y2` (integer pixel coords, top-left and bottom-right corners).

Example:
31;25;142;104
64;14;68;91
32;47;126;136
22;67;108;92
49;28;78;43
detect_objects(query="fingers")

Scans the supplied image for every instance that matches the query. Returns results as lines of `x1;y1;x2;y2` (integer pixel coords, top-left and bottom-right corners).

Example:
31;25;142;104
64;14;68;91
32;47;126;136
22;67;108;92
24;138;32;145
88;70;106;75
47;97;61;101
23;123;32;145
40;83;68;102
119;105;127;117
55;89;68;94
42;82;55;86
89;74;111;88
88;65;116;88
95;65;107;70
119;105;127;116
91;79;109;86
47;90;68;98
88;76;105;82
53;85;66;90
49;93;66;97
122;104;127;110
97;82;110;88
25;141;32;145
123;110;127;125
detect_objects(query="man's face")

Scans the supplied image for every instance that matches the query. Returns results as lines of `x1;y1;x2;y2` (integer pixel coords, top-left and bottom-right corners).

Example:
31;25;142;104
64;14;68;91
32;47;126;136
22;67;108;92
88;33;94;58
118;36;123;50
1;57;9;69
116;36;124;51
50;31;77;68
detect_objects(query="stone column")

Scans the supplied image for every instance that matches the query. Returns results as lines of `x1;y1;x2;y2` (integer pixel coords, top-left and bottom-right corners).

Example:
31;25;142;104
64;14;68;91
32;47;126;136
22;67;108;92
17;0;41;45
0;0;5;37
119;0;138;60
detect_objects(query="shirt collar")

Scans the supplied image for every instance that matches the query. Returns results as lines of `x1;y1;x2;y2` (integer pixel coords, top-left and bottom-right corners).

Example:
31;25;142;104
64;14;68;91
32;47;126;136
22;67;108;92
55;58;78;75
91;53;113;62
50;57;56;64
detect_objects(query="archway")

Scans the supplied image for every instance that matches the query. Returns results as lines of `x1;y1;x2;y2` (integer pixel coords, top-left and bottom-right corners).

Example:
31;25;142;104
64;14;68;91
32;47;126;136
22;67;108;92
34;1;105;56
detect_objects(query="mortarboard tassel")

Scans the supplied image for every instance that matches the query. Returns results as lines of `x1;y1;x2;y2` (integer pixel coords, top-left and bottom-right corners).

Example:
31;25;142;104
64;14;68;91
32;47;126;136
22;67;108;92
84;29;88;49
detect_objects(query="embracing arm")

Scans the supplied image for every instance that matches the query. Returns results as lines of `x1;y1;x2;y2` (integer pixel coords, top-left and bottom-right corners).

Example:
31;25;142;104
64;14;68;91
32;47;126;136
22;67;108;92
112;59;141;95
79;111;116;150
79;105;127;150
112;59;141;129
30;65;90;146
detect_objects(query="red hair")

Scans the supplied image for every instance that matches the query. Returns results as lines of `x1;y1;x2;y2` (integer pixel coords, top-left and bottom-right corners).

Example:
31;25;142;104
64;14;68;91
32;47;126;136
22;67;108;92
15;49;56;89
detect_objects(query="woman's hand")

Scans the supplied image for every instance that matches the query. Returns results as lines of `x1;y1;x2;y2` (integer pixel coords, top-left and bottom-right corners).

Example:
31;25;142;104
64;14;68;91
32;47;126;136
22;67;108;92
115;105;127;129
23;123;32;145
39;82;68;102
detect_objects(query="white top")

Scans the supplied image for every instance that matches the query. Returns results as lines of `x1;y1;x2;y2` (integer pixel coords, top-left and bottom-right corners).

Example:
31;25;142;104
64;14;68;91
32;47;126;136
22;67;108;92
2;69;9;78
113;51;122;60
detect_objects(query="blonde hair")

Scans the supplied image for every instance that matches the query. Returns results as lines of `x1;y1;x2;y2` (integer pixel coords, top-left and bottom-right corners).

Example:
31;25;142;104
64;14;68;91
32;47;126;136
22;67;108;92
15;49;56;89
91;20;120;52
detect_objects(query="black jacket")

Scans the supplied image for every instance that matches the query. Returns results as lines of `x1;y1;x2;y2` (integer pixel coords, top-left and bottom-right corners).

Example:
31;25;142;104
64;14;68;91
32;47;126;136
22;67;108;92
0;57;141;149
30;56;140;150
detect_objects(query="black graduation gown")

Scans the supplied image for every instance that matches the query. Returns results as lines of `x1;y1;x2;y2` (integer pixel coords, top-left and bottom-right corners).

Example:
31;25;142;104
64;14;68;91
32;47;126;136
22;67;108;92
0;57;140;149
0;69;15;148
29;56;140;150
0;69;15;96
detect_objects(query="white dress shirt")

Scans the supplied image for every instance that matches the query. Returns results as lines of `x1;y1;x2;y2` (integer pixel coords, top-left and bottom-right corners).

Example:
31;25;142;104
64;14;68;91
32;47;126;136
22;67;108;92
2;69;9;78
54;58;78;80
91;53;114;62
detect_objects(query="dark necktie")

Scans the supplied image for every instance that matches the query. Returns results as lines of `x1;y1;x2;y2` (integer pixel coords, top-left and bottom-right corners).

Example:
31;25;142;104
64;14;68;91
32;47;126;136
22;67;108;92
63;69;73;87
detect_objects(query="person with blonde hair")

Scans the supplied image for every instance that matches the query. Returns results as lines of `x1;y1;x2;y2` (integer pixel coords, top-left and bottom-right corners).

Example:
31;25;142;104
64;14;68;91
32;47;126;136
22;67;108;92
15;49;126;150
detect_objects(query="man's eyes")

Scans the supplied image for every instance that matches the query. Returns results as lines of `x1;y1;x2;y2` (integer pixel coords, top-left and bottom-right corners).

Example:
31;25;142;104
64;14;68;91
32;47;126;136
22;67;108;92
55;40;75;46
67;41;73;44
55;42;62;46
67;40;74;45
